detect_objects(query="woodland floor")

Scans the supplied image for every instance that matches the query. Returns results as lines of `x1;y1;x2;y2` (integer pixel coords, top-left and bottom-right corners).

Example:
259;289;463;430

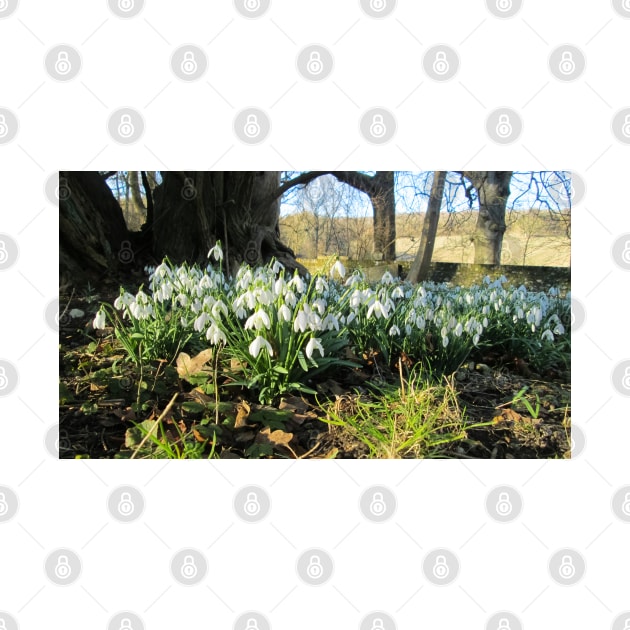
59;277;571;460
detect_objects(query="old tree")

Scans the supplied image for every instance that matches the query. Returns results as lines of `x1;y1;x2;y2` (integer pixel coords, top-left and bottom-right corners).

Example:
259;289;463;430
59;171;311;284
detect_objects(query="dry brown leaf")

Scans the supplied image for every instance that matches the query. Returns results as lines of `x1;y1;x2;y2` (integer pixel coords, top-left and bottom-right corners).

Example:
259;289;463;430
176;349;214;378
234;401;252;429
255;426;294;448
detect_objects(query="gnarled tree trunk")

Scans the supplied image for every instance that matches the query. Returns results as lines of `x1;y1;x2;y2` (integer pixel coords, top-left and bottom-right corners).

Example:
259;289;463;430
59;171;131;286
59;171;306;286
463;171;513;264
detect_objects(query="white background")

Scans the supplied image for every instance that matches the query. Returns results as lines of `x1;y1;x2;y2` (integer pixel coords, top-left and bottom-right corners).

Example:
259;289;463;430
1;1;629;628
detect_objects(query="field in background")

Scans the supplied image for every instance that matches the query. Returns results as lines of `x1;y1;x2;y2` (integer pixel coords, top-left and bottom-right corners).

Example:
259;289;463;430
280;208;571;267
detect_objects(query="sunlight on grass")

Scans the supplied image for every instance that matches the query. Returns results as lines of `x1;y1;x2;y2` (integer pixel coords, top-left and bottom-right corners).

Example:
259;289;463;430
321;369;492;459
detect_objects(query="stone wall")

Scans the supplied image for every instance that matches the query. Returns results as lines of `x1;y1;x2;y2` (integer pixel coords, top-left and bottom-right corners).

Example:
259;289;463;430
422;262;570;293
297;258;570;294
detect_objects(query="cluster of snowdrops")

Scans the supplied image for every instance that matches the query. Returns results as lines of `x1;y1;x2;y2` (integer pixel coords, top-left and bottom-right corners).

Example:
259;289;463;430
93;243;570;404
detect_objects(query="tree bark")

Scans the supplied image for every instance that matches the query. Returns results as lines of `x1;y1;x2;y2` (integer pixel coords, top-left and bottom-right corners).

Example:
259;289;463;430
59;171;131;285
407;171;446;283
462;171;513;264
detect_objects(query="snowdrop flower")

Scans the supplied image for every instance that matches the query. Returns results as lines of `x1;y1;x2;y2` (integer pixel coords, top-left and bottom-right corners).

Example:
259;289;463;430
344;272;363;287
272;260;285;274
256;288;273;306
389;325;400;337
93;309;106;330
346;311;356;326
249;335;273;358
316;277;329;293
176;293;189;308
278;304;292;323
114;292;135;309
284;290;297;308
473;333;480;345
553;322;565;335
381;271;395;284
206;323;227;345
367;300;389;319
208;242;223;263
289;274;306;294
194;312;210;332
322;313;339;331
305;337;325;360
294;309;308;333
312;298;327;316
391;286;405;300
212;300;228;320
454;322;463;337
274;277;286;298
442;335;449;348
330;259;346;279
541;329;554;342
245;309;271;331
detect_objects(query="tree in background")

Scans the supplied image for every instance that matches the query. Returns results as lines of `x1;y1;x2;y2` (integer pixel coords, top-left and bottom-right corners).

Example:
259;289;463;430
279;171;397;260
407;171;447;283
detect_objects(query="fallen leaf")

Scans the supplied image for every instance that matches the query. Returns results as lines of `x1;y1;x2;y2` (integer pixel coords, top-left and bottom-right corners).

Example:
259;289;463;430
255;426;294;448
176;349;214;378
234;401;252;429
